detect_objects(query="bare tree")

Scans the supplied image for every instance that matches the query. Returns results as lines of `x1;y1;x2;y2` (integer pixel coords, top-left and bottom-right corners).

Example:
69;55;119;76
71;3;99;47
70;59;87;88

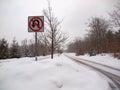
109;3;120;55
41;1;67;59
109;3;120;28
67;42;76;53
88;17;110;53
21;39;29;57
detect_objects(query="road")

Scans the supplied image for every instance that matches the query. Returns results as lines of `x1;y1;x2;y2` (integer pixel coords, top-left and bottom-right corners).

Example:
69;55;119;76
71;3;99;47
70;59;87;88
64;54;120;90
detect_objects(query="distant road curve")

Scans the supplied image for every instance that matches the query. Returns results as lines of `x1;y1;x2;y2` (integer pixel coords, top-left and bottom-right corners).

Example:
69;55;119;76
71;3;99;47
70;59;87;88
64;54;120;90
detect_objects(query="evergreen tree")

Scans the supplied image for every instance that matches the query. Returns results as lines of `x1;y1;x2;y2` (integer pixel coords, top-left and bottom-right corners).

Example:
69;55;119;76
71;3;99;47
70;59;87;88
0;38;9;59
10;38;21;58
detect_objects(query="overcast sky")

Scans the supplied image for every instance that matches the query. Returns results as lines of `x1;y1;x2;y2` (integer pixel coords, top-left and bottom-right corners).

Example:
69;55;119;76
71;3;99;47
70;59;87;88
0;0;119;44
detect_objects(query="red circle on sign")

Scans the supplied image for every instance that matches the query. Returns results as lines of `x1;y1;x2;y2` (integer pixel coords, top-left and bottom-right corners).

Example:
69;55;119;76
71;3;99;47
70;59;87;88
29;17;44;32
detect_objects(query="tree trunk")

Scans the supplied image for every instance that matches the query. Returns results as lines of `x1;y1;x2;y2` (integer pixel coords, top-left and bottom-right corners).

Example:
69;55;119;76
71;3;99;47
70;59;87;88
51;32;54;59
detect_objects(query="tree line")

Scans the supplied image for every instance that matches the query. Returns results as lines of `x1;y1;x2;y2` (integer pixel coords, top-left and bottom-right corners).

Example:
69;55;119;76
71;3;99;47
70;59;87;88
0;38;20;59
67;3;120;59
0;31;67;59
0;36;60;59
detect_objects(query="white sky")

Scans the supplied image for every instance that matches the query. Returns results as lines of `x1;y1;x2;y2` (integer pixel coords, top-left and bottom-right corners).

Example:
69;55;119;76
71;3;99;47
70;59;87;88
0;0;119;44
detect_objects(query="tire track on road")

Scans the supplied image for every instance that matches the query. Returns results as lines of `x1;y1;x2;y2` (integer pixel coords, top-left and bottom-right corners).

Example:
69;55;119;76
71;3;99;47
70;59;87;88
64;54;120;90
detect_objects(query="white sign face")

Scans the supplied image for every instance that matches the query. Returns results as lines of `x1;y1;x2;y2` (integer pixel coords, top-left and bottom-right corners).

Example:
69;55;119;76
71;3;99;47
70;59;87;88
28;16;44;32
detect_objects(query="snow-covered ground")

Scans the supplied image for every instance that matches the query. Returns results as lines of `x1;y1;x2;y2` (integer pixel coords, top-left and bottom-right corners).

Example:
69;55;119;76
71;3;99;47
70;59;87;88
0;55;110;90
67;53;120;69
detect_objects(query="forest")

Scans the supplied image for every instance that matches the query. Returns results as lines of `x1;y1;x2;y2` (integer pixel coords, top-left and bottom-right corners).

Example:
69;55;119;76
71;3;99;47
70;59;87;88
67;4;120;59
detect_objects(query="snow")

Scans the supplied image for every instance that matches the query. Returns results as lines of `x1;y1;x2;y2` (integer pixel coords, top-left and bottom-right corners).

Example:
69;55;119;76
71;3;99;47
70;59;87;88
66;53;120;78
0;54;110;90
67;53;120;69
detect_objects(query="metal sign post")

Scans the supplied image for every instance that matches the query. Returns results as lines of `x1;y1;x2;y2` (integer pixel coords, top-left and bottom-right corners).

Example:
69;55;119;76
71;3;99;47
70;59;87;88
28;16;44;61
35;32;37;61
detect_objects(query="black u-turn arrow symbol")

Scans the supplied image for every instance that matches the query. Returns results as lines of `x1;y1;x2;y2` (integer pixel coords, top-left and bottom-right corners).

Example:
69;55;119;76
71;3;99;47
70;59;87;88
32;19;39;28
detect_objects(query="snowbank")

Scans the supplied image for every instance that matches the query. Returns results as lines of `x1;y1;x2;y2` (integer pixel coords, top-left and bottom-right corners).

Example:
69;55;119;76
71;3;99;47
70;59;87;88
0;55;110;90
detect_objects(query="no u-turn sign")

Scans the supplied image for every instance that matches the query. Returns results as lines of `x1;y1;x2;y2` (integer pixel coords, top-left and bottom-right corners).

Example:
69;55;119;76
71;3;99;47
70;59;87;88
28;16;44;32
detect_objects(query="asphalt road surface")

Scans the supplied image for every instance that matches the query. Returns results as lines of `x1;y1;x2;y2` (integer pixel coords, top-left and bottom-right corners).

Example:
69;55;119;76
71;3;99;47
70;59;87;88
64;54;120;90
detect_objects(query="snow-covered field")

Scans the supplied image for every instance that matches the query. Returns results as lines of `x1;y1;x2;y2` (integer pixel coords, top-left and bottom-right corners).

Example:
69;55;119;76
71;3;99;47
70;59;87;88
67;53;120;69
0;54;110;90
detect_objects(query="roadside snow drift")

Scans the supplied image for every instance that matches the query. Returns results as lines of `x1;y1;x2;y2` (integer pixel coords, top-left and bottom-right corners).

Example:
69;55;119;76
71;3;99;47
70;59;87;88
0;55;110;90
